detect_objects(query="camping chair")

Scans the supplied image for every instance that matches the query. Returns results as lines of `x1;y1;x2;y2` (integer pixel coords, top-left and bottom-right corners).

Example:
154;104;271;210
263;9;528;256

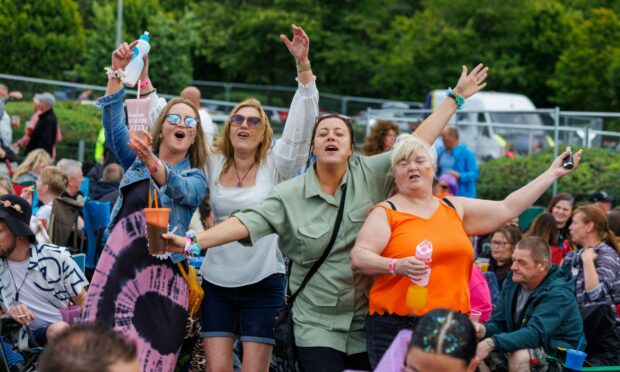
48;197;84;254
82;199;110;270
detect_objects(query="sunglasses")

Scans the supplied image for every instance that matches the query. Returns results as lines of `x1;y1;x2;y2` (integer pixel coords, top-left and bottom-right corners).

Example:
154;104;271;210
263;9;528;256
230;114;261;128
165;114;198;128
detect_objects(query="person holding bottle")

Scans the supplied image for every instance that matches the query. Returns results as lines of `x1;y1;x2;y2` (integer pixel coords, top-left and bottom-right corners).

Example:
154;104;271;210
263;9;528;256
348;134;582;368
165;63;488;371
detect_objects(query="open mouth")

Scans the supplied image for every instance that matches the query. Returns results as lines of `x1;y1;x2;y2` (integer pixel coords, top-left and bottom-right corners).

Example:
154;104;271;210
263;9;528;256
325;145;338;152
174;131;186;139
238;132;250;138
408;174;420;180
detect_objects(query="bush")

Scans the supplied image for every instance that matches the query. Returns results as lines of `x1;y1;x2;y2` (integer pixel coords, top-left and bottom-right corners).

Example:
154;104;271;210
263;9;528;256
5;100;101;162
479;147;620;206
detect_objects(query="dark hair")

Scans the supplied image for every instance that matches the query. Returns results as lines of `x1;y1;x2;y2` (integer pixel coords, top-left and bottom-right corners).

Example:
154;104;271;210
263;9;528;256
525;212;559;246
362;120;399;156
608;210;620;237
198;199;212;229
516;236;551;264
547;192;574;212
38;323;137;372
410;309;477;365
493;225;522;250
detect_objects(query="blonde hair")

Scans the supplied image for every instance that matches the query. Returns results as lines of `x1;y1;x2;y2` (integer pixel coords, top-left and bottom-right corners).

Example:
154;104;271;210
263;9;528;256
213;98;273;182
12;149;51;182
0;175;13;195
391;134;437;169
150;98;208;169
39;166;68;196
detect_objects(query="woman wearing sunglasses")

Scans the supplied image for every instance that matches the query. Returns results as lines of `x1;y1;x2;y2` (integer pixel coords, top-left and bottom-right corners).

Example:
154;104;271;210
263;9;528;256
191;24;319;371
81;40;208;370
166;64;487;370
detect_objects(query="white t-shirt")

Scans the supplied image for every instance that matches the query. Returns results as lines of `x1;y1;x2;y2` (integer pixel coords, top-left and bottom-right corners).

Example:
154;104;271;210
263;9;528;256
34;203;52;228
7;259;62;330
200;77;319;287
199;108;218;145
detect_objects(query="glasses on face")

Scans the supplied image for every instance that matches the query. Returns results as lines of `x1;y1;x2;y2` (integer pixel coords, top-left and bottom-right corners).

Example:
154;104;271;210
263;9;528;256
230;114;261;128
491;240;510;247
165;114;198;128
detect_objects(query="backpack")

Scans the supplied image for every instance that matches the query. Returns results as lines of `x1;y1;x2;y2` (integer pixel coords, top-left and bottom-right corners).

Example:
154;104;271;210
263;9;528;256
48;197;83;254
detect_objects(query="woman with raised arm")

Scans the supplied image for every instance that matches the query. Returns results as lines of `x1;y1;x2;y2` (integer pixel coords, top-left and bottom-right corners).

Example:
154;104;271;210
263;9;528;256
81;40;207;371
348;134;581;367
197;24;318;372
165;64;488;371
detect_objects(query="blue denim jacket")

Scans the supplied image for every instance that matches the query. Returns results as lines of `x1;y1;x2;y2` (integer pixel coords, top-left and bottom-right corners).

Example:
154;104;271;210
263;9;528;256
97;88;207;263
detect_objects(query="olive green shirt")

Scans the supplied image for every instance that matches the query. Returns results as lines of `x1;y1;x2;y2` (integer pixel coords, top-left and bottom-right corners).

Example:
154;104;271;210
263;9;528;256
235;152;393;354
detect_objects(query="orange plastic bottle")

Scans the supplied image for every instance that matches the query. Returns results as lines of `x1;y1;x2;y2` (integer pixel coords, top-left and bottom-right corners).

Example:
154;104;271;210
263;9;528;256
406;240;432;310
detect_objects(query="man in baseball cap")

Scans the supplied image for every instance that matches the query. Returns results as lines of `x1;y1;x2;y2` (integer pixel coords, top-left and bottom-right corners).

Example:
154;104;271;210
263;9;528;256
0;194;88;347
590;190;613;213
25;92;57;157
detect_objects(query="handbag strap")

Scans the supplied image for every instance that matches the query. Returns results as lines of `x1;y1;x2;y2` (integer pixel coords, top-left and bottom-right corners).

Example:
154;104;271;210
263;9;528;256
288;184;347;305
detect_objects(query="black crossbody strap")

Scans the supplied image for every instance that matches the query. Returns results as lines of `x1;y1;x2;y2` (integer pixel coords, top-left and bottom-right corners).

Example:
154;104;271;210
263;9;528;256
288;185;347;304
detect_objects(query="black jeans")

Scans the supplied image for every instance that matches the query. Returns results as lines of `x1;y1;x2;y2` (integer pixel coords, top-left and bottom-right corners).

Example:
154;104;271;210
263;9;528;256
296;346;371;372
366;313;419;369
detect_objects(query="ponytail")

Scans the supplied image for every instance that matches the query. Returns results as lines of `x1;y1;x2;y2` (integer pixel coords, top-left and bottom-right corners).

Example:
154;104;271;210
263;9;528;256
605;229;620;255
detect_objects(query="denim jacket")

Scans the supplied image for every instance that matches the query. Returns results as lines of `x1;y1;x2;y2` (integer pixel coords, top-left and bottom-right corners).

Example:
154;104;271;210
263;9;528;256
97;88;207;263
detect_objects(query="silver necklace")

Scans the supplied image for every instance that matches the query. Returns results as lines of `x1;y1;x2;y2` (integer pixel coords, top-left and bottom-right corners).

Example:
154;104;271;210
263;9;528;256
6;259;29;302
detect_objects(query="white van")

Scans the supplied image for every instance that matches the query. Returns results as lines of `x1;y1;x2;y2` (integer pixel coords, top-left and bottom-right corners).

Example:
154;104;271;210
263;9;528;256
426;90;553;159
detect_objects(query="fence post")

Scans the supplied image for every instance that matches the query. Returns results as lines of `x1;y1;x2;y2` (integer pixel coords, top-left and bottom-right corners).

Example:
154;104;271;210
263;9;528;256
78;140;85;163
341;97;348;115
552;107;560;196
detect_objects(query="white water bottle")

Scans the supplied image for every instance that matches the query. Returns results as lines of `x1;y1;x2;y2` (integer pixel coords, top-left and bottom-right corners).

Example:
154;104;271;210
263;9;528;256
122;31;151;87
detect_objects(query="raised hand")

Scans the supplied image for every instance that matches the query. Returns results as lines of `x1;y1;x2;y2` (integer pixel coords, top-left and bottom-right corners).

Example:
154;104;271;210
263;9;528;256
453;64;489;99
127;130;156;167
111;40;139;70
549;148;583;179
280;24;310;64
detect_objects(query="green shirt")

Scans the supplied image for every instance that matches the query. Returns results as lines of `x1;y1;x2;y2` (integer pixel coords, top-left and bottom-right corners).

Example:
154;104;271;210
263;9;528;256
235;152;393;354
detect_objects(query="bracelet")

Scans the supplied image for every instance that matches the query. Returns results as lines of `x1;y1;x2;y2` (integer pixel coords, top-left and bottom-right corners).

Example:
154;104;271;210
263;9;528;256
388;258;397;275
446;87;465;110
296;60;312;73
139;79;151;89
183;230;201;256
104;67;125;81
148;159;161;173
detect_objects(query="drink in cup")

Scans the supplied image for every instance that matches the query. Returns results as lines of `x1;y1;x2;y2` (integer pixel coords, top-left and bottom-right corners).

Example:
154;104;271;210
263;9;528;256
144;208;171;255
469;309;482;322
565;349;587;371
125;98;150;141
60;304;81;324
11;115;20;129
476;258;490;272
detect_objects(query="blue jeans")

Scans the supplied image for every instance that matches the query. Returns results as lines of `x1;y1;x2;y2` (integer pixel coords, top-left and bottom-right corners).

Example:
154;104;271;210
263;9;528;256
366;313;419;369
1;336;24;368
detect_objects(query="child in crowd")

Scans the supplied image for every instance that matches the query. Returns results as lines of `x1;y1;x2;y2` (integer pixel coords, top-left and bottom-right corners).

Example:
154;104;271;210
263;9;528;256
34;166;68;228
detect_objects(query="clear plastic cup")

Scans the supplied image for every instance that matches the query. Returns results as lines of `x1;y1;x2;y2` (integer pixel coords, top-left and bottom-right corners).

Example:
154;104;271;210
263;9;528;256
469;309;482;322
476;258;490;272
60;304;81;324
565;349;587;371
144;208;170;255
125;98;150;141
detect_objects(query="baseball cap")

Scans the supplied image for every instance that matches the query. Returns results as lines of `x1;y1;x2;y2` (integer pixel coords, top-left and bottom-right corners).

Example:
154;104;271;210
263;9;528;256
590;190;612;203
34;92;55;107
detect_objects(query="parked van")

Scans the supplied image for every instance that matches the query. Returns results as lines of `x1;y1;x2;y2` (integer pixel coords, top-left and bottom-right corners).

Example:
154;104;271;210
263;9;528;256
426;90;553;159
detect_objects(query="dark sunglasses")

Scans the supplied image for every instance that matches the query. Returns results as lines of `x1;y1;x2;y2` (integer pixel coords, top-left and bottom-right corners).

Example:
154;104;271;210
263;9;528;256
166;114;198;128
231;114;261;128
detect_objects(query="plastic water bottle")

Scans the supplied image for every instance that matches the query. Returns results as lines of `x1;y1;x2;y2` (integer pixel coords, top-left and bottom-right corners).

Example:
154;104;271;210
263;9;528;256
122;31;150;87
406;240;432;310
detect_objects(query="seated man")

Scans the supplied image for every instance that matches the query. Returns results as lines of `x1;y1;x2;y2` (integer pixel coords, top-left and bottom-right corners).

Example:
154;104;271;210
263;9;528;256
38;323;140;372
0;194;88;347
90;163;123;206
474;237;583;372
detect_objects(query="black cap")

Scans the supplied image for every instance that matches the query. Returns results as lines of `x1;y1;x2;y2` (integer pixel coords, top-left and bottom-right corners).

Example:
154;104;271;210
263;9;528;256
591;191;612;203
0;195;34;238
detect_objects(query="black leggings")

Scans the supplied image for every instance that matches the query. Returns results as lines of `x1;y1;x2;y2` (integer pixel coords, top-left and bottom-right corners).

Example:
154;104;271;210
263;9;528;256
296;346;371;372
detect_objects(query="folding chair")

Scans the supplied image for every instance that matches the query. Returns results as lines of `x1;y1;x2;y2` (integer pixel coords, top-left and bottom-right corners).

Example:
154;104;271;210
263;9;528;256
82;199;110;270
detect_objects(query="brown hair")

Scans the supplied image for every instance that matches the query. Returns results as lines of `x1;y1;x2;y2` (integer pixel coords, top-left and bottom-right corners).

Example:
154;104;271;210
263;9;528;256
573;205;619;254
150;98;208;169
0;175;13;195
547;192;574;212
525;212;559;246
39;166;68;196
362;120;399;156
307;114;355;169
516;236;551;265
213;98;273;181
493;225;522;251
102;163;124;183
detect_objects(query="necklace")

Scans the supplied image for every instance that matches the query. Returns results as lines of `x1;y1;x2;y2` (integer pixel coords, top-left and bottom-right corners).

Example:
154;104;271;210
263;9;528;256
6;259;29;303
232;160;255;187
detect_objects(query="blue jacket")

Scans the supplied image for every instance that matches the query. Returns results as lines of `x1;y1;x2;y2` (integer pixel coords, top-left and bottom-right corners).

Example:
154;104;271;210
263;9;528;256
485;265;584;355
97;89;207;263
436;143;479;198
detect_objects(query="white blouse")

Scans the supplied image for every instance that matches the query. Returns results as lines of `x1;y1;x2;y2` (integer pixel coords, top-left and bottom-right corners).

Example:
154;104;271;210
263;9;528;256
201;77;319;287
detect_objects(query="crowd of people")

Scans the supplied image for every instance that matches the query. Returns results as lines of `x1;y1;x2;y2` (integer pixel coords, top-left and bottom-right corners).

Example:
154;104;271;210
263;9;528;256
0;24;618;372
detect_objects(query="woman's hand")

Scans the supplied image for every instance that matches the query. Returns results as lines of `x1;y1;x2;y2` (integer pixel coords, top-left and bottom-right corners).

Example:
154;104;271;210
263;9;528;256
581;247;598;263
280;24;310;64
395;257;430;281
111;40;139;70
162;232;186;253
127;130;156;167
548;148;582;179
453;63;488;99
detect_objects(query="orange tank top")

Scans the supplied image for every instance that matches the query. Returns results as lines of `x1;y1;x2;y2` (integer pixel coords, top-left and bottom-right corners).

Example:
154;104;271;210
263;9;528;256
368;200;473;316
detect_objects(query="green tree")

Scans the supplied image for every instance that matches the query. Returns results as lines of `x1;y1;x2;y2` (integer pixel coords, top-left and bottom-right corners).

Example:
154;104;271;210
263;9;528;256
0;0;84;79
549;8;620;111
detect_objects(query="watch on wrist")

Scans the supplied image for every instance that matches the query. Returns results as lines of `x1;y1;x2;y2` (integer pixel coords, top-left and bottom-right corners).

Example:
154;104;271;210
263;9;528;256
447;87;465;109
